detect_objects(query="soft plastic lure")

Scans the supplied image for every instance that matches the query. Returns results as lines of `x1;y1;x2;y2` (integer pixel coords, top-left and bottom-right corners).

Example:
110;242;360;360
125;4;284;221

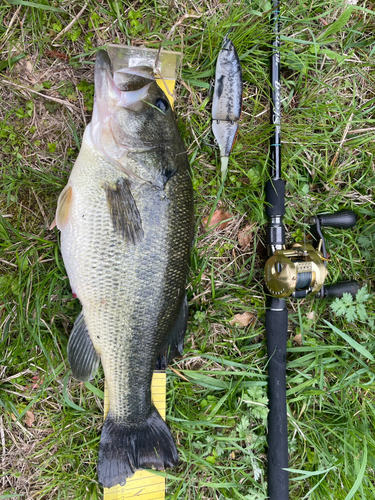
212;35;243;178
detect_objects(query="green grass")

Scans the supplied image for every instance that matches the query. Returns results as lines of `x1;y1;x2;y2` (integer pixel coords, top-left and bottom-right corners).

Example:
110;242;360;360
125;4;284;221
1;0;375;498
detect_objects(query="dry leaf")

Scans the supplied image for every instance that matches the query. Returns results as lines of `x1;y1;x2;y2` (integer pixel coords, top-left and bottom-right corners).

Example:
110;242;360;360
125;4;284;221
306;311;315;320
25;410;35;427
238;224;254;249
45;50;69;61
26;60;33;73
230;311;255;327
293;334;302;346
202;210;232;232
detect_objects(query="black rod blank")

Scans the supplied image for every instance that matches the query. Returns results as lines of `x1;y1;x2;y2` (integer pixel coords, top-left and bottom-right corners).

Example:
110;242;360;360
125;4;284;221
266;2;289;499
270;0;281;180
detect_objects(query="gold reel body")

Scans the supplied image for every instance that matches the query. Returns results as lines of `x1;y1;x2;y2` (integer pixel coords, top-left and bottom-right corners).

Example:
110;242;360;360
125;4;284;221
264;243;327;298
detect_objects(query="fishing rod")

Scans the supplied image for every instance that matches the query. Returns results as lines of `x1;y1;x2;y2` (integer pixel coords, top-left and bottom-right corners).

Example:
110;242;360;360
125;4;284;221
264;2;359;499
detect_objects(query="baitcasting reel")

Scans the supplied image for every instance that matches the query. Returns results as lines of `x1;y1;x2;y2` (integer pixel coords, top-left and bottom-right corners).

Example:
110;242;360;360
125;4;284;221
264;209;359;299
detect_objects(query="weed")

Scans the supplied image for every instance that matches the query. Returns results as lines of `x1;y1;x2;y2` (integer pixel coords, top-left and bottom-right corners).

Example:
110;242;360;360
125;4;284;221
330;286;371;323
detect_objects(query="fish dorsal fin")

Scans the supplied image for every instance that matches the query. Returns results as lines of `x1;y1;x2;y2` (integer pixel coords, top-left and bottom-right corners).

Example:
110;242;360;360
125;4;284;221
104;178;144;244
67;312;100;382
56;185;73;229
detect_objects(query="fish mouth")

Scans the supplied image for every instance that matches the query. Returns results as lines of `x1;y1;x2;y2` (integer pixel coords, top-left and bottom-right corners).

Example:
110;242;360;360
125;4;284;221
94;50;155;109
91;50;158;157
115;66;155;91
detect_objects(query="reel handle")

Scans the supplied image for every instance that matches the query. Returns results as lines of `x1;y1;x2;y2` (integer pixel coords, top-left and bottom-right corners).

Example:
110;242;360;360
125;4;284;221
316;210;357;229
323;280;360;298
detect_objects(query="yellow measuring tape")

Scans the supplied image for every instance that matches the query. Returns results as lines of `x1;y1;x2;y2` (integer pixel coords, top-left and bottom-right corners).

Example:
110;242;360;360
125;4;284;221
103;372;167;500
156;78;176;108
103;76;177;500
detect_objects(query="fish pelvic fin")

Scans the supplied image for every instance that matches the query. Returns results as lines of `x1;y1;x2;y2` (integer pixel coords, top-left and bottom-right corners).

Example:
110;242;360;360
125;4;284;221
97;407;178;488
56;184;73;229
104;177;144;244
156;294;188;370
67;312;100;381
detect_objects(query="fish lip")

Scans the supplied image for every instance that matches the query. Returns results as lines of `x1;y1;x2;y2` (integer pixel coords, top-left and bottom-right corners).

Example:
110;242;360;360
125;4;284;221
94;50;121;105
117;83;153;109
95;49;113;71
116;65;155;80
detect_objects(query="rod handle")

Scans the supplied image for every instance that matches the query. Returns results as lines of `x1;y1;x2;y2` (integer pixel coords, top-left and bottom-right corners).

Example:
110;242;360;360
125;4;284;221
317;210;357;229
323;280;360;298
266;298;289;500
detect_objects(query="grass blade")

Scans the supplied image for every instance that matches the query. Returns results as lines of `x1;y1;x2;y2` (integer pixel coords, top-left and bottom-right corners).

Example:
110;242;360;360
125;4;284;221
63;372;85;412
6;0;64;11
323;320;374;361
344;440;367;500
0;54;26;72
84;380;104;399
318;6;353;39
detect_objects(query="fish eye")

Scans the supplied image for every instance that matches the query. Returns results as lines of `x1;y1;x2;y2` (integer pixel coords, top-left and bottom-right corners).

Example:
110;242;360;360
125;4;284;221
155;97;169;112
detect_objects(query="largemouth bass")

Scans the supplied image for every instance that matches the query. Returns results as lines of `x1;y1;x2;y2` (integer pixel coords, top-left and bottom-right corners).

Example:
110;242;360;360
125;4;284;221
55;50;194;488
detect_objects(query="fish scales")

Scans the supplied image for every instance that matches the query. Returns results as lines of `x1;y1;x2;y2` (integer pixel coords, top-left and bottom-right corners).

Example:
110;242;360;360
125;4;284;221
56;50;193;488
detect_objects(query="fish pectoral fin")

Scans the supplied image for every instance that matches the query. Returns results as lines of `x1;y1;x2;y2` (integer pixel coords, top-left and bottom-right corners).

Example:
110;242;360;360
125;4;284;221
104;177;144;244
56;184;73;229
156;293;188;370
67;311;100;382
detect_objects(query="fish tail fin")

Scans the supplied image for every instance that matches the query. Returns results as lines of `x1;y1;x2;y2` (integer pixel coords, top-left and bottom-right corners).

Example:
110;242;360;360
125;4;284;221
97;406;178;488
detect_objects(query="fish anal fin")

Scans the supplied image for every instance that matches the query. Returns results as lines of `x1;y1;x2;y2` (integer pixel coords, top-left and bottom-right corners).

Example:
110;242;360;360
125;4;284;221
56;185;73;229
156;294;188;370
104;178;143;244
67;312;100;382
98;407;178;488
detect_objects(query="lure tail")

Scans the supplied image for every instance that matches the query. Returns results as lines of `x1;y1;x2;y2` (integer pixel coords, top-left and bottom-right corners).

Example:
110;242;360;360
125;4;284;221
97;407;178;488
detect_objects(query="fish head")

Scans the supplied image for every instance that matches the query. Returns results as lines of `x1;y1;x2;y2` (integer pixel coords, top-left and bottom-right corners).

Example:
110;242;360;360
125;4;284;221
91;50;179;164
